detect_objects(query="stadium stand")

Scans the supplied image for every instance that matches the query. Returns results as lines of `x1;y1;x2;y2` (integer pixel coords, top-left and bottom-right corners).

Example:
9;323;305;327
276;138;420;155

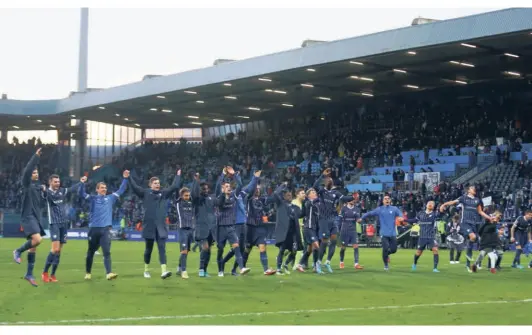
1;8;532;245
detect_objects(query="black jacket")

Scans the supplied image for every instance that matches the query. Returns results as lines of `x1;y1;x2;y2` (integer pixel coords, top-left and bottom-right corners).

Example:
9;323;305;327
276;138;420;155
479;223;500;250
191;179;217;240
270;184;304;250
129;174;180;239
20;154;43;223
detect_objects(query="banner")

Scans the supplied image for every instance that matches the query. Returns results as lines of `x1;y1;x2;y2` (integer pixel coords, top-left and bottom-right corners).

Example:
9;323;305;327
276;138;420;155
482;196;492;207
404;172;440;190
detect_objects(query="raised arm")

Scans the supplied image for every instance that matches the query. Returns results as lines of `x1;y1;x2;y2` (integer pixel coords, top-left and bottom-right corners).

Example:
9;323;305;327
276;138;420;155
267;183;287;205
128;175;146;198
79;182;90;201
162;170;181;198
440;198;460;212
234;172;244;195
312;174;325;191
111;171;130;199
21;149;41;187
191;173;201;200
241;170;261;197
215;171;225;197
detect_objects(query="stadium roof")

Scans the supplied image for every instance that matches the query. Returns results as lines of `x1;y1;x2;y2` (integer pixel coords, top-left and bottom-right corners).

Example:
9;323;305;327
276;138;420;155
2;7;532;130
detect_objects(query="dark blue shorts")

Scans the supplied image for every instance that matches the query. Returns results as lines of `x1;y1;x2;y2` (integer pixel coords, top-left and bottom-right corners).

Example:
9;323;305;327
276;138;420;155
515;230;528;247
318;219;338;239
303;227;319;245
341;229;358;246
460;223;478;240
179;228;194;252
417;237;438;250
199;229;215;247
246;225;268;247
88;226;111;253
217;225;239;248
50;224;68;244
21;216;45;238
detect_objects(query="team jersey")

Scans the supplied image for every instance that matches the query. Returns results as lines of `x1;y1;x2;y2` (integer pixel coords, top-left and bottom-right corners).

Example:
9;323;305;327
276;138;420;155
339;205;360;230
413;210;440;239
80;179;127;228
177;199;195;229
456;195;482;225
512;216;531;232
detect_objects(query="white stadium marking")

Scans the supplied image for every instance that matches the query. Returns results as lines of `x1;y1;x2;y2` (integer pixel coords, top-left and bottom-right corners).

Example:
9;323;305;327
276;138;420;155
1;298;531;325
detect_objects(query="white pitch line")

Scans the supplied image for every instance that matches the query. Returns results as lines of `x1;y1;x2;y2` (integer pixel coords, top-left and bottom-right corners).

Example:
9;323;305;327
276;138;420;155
2;298;531;325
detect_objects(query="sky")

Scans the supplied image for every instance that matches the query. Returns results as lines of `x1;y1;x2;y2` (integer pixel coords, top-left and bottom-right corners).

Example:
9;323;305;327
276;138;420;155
0;8;501;100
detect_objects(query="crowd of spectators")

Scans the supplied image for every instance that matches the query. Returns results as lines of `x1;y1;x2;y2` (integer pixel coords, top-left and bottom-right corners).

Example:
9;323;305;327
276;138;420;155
1;93;531;236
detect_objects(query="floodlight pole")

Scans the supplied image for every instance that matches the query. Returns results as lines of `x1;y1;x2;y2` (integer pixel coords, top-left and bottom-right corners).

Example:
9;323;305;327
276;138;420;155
78;8;89;92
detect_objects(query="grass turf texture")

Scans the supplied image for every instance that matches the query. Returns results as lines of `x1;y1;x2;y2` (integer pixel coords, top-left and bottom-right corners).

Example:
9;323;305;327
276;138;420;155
0;239;530;325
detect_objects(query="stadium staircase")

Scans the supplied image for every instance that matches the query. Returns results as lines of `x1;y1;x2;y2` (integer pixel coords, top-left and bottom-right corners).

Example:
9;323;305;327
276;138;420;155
451;154;496;185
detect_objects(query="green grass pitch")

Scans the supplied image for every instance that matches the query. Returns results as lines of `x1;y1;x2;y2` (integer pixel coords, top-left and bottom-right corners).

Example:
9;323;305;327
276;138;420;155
0;239;530;325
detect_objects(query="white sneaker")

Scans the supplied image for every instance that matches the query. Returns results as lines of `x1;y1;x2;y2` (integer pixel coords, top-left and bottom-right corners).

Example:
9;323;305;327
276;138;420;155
455;261;460;264
240;267;251;275
144;271;151;279
450;261;455;264
218;271;224;277
181;271;189;279
161;271;172;279
95;251;101;255
477;266;482;270
276;270;284;276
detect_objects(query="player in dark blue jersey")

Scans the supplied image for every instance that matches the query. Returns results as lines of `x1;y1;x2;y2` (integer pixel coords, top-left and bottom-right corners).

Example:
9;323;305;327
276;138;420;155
176;187;194;279
129;170;180;280
240;172;276;276
440;185;494;272
510;210;532;269
41;174;86;283
12;148;45;287
313;168;343;273
220;171;262;275
191;173;217;278
295;188;321;274
338;194;364;270
214;167;251;277
407;201;442;273
79;170;129;280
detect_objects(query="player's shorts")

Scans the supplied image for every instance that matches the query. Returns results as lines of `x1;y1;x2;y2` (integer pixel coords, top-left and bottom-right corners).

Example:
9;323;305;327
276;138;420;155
217;225;239;247
246;225;268;247
417;237;438;250
50;223;68;244
460;223;478;240
198;232;215;247
515;230;528;247
21;216;45;239
303;227;319;245
341;228;358;246
178;228;194;252
87;226;111;252
318;219;338;239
